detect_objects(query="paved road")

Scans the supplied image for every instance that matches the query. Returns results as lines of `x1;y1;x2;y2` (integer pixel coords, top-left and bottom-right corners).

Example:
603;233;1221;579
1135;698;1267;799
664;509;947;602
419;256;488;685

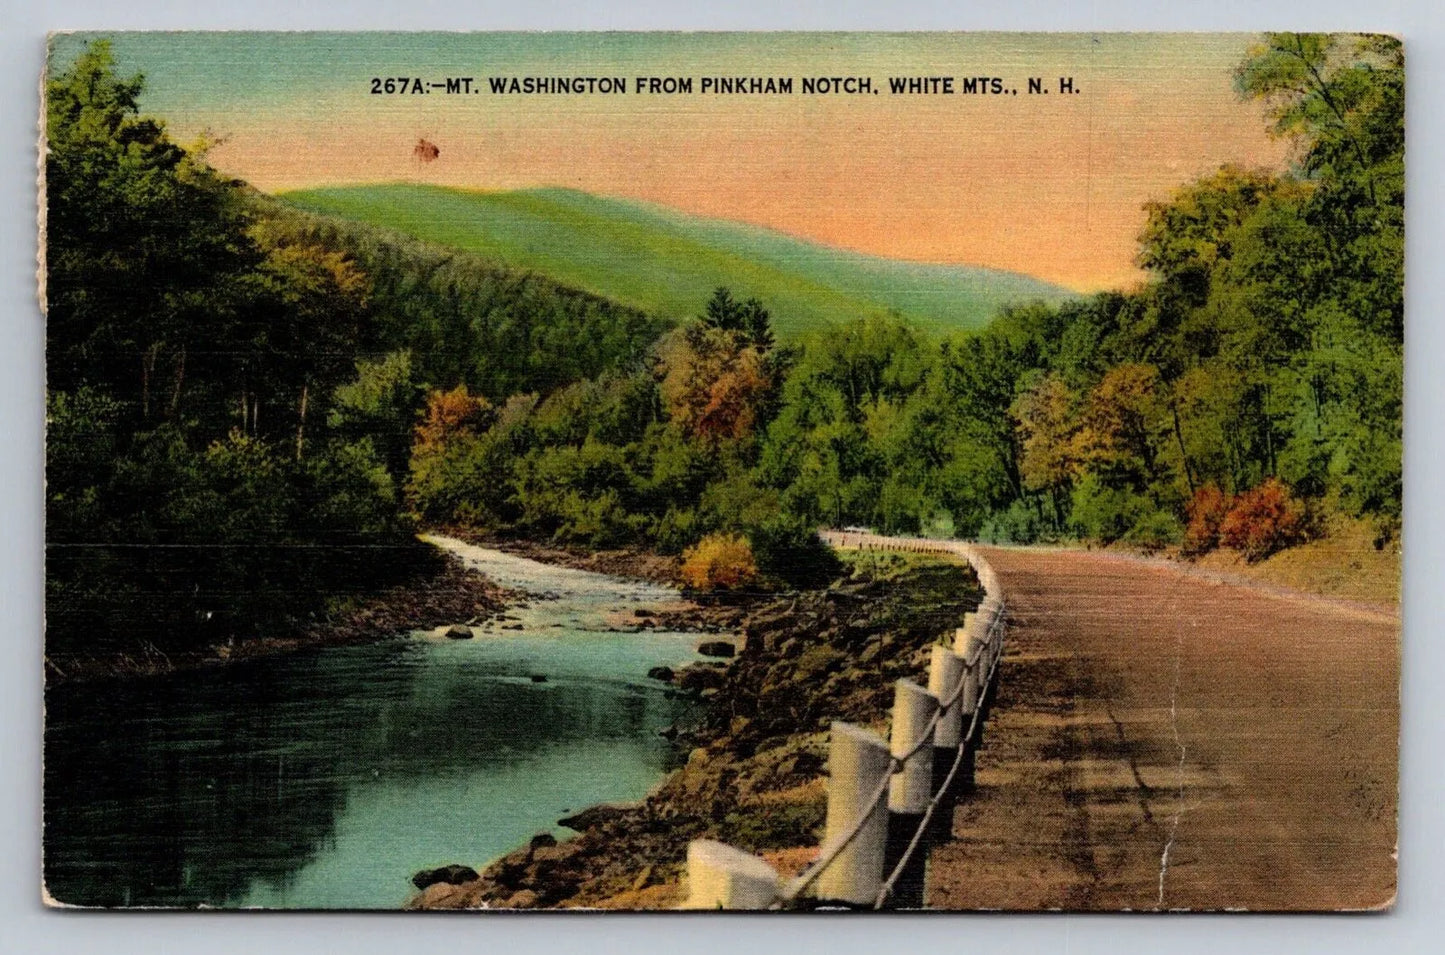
925;546;1398;911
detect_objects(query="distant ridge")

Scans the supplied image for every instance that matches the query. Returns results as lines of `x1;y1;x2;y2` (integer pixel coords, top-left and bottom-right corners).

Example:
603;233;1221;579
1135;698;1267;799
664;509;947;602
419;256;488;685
280;183;1074;338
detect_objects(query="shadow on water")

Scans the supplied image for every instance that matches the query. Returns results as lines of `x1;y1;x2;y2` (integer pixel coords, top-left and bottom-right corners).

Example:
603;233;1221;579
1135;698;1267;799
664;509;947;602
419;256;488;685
44;543;706;909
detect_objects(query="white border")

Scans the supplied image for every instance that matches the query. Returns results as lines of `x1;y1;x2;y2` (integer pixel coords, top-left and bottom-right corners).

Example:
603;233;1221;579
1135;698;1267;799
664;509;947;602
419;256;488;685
4;2;1442;953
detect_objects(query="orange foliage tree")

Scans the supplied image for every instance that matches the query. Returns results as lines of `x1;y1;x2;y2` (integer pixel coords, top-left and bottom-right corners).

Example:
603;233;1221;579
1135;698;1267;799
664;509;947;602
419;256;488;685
655;324;772;443
1218;477;1307;561
1182;483;1233;556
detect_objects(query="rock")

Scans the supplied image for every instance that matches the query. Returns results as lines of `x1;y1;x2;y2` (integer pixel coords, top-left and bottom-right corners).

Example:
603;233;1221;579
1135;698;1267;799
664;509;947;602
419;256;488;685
410;881;466;909
528;832;557;851
631;865;655;892
503;889;540;909
531;841;582;866
493;848;532;887
411;863;480;890
633;608;656;618
530;673;548;683
503;623;525;631
444;625;472;640
677;664;725;693
697;640;735;658
558;804;627;832
646;665;675;682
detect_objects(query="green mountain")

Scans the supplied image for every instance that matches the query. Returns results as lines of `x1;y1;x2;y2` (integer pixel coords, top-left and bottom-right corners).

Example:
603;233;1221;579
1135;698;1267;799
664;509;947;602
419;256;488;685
279;184;1073;338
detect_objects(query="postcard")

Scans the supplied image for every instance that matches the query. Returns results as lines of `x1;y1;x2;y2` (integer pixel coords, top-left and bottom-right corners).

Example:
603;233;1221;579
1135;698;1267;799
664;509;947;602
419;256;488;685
41;31;1401;911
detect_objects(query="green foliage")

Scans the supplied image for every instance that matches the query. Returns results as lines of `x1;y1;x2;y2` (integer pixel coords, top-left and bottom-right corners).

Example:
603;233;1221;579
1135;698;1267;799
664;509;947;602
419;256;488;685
43;42;430;660
1068;474;1148;544
1123;510;1184;553
46;30;1403;669
978;499;1050;546
719;795;826;852
747;517;844;590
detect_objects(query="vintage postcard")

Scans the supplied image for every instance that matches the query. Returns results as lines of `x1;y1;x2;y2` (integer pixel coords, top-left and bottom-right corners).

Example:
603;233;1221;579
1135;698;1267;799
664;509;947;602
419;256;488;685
41;32;1401;911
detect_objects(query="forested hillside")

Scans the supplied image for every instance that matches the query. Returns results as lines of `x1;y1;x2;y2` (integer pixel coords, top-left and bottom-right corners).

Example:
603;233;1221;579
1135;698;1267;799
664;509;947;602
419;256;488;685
407;33;1402;572
45;32;1402;668
43;42;668;662
281;184;1072;338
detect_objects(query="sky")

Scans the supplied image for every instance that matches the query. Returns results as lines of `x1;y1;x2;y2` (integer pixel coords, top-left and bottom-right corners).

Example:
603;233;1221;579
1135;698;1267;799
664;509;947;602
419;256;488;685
49;32;1293;292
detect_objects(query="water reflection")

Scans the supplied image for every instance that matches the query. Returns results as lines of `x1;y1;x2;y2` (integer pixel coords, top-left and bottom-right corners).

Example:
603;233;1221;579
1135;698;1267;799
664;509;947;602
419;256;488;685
44;542;703;908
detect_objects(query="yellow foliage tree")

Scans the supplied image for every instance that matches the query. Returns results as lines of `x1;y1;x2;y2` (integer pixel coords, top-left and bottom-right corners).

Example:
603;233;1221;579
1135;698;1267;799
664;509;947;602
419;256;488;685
680;533;759;591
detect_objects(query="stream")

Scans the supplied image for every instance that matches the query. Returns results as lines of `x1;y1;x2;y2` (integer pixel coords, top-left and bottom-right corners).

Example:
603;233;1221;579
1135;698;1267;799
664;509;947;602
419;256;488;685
43;536;708;909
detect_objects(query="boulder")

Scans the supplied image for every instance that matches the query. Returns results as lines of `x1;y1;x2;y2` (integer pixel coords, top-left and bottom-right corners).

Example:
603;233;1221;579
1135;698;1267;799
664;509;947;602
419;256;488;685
528;832;557;852
411;863;480;890
409;881;466;909
529;673;548;683
697;640;735;658
677;663;725;693
503;889;540;909
558;804;627;832
646;665;675;682
444;625;472;640
531;841;582;867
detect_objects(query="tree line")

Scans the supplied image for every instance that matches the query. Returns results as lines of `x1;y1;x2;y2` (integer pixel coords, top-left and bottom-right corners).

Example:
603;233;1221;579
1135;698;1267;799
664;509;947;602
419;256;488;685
405;33;1401;574
44;41;669;659
45;32;1401;661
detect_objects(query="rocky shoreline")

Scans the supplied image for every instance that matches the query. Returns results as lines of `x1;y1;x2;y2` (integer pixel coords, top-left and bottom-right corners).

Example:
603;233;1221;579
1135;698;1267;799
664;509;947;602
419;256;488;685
44;550;519;686
408;550;982;911
436;525;686;587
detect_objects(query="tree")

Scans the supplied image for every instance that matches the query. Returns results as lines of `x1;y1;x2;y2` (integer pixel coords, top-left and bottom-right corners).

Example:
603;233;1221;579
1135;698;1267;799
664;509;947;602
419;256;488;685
46;40;259;422
1011;374;1079;524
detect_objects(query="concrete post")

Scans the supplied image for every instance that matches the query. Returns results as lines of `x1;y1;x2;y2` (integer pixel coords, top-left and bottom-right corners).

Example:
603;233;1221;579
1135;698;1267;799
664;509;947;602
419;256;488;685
883;681;937;909
929;645;966;749
888;680;937;814
816;721;892;906
683;839;780;910
928;645;966;837
961;633;987;749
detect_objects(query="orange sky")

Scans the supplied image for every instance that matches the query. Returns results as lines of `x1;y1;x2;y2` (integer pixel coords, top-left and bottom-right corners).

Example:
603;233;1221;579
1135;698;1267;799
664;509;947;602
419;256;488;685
66;32;1294;291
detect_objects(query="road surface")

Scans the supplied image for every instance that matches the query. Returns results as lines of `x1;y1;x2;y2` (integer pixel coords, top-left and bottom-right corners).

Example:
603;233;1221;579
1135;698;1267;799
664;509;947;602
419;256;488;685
924;545;1398;911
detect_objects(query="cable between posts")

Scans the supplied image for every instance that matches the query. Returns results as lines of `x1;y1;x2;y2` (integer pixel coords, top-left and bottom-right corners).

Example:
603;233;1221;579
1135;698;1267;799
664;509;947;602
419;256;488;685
776;601;1005;908
872;608;1006;908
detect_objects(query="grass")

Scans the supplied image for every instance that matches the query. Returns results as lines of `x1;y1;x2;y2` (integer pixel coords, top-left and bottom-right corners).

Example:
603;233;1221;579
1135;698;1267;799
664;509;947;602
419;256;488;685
1193;515;1400;608
278;183;1073;339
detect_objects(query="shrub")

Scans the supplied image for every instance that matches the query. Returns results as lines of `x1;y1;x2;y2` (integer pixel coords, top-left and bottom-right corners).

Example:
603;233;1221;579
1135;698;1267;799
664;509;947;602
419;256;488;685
978;498;1049;545
1068;473;1147;544
748;517;843;589
680;533;759;591
1218;478;1307;561
1182;484;1233;556
1125;510;1183;553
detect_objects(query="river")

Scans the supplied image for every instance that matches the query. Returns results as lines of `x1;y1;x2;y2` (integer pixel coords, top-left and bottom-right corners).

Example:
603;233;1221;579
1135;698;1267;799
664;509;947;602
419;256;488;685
43;536;708;909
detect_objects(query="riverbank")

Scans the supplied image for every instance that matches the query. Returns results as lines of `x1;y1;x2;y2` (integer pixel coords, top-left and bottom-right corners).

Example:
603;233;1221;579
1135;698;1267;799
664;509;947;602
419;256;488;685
408;549;982;910
44;548;519;686
436;526;684;587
